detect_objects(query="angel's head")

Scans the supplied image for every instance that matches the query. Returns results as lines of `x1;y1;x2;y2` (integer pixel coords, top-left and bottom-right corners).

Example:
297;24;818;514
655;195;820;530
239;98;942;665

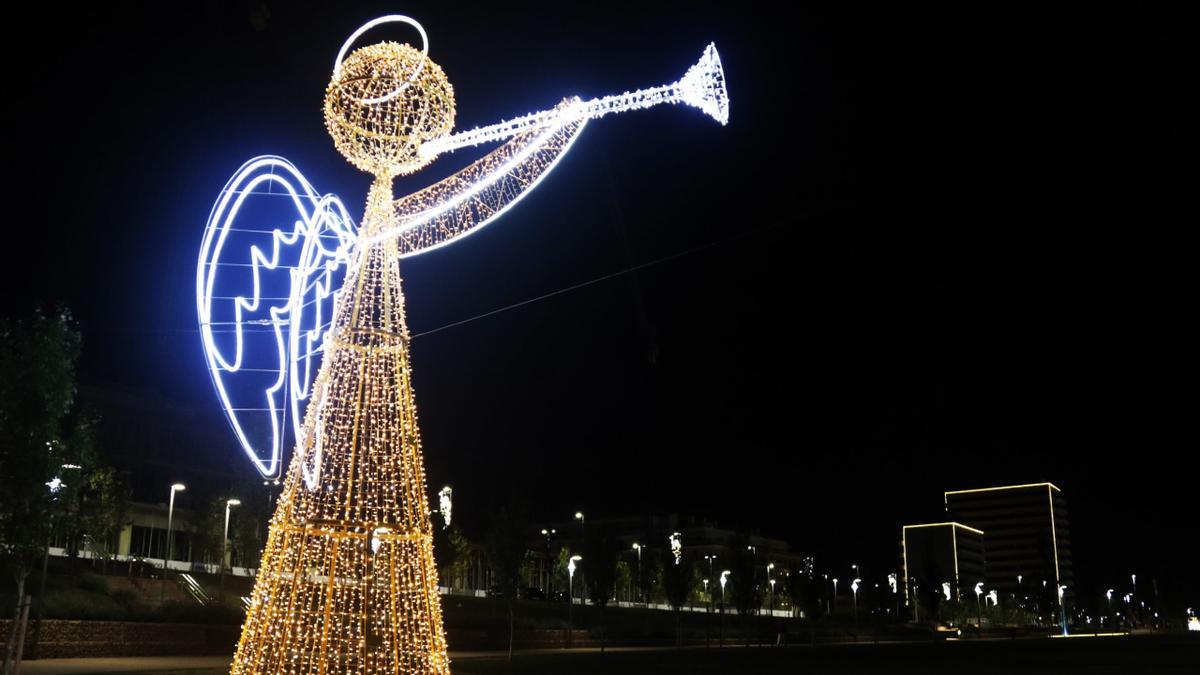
324;17;455;178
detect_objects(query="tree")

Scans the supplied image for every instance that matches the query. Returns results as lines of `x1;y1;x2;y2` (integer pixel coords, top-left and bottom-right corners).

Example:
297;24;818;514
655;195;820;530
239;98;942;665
662;550;695;647
788;572;823;646
730;542;762;645
227;475;271;576
485;502;529;661
0;307;83;671
432;524;472;591
583;528;619;651
637;548;662;604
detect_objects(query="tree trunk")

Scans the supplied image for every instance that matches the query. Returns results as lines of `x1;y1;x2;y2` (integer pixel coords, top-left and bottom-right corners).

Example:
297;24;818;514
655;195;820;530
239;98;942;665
4;573;28;675
507;599;514;661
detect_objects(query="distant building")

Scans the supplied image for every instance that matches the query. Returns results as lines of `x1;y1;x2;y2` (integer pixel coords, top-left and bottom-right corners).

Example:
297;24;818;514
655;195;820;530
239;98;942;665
901;522;985;602
528;514;812;600
944;482;1072;595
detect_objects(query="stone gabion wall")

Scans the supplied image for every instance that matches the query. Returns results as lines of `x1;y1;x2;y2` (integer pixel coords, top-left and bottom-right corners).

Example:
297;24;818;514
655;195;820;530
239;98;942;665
0;619;239;658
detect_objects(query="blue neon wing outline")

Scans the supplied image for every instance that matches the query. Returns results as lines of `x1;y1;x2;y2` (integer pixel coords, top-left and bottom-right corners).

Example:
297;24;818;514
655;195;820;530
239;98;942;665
196;155;356;479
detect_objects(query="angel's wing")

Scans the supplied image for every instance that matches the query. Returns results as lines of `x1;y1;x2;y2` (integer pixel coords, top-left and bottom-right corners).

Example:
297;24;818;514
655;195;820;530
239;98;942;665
196;156;356;479
357;105;586;255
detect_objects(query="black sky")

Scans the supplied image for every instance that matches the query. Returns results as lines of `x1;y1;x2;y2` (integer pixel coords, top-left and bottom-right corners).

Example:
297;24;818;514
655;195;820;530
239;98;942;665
3;2;1194;608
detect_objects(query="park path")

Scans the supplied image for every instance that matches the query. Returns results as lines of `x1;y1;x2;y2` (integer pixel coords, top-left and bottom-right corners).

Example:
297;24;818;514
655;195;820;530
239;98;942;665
16;647;680;674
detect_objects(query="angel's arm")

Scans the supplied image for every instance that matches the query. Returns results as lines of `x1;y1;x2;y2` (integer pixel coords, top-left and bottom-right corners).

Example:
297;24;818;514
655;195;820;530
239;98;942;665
361;44;726;256
359;107;587;256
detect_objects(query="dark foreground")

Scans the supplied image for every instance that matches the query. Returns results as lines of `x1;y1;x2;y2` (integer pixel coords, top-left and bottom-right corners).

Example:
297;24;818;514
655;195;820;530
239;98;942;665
454;637;1197;675
89;635;1199;675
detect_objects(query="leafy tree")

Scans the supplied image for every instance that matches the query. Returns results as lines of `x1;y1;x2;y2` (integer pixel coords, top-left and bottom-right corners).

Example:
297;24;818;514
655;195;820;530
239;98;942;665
730;543;761;616
662;550;695;647
227;475;271;575
433;524;472;590
583;528;619;651
75;455;130;573
787;572;823;646
614;560;632;602
1;307;84;667
485;502;529;661
637;548;661;604
729;541;762;646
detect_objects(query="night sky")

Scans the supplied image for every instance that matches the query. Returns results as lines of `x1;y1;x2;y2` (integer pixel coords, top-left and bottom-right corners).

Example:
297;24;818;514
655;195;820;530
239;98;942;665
4;3;1194;608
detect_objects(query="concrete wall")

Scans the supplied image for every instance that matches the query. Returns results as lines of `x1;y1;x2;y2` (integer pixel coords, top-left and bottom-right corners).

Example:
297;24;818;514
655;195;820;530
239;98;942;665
0;619;239;659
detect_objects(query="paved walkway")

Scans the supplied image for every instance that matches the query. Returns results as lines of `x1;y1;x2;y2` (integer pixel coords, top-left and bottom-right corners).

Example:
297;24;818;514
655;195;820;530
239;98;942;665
11;646;694;674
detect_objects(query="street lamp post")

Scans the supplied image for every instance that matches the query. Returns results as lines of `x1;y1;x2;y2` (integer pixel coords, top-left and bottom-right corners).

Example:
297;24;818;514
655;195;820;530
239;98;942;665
703;578;711;649
567;555;582;649
974;582;984;630
851;578;861;634
574;512;585;604
767;563;775;615
1058;584;1068;635
1131;574;1137;624
220;498;241;601
720;570;730;647
832;577;839;616
161;483;185;602
632;542;642;603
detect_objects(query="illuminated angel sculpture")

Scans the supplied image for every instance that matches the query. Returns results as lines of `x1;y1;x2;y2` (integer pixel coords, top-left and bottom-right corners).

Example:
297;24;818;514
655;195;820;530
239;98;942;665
197;15;727;674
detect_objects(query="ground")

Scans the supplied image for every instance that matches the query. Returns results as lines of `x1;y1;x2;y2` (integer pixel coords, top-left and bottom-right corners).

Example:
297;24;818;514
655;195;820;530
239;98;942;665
22;634;1197;674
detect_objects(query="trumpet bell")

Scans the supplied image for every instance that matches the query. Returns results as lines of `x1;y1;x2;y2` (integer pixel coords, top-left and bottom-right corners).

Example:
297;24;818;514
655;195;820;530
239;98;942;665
678;43;729;125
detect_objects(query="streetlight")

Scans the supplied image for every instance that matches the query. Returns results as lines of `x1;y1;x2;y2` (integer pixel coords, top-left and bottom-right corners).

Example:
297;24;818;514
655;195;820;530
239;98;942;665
567;555;582;649
720;570;730;647
1131;573;1138;622
888;572;899;617
1058;585;1068;635
161;483;186;602
1106;589;1114;623
832;577;839;615
974;582;984;629
851;578;861;633
574;512;585;601
631;542;642;603
220;498;241;601
767;563;775;614
702;576;712;648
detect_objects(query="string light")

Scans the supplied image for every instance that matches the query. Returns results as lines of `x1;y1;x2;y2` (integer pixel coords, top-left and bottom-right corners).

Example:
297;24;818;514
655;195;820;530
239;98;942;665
200;14;727;675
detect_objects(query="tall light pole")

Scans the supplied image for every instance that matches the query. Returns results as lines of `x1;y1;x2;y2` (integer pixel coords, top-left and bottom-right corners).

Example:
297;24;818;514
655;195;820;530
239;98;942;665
1130;573;1137;623
832;577;839;616
567;555;582;649
703;577;711;649
974;582;984;630
632;542;642;603
161;483;185;602
1058;584;1068;635
1105;589;1113;625
540;528;556;593
851;578;861;634
220;498;241;601
720;570;730;648
767;563;775;615
574;512;585;603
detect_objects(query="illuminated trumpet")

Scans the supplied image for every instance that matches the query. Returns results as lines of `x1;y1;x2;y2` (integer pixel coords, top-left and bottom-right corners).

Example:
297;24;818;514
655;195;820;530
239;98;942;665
420;43;729;159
